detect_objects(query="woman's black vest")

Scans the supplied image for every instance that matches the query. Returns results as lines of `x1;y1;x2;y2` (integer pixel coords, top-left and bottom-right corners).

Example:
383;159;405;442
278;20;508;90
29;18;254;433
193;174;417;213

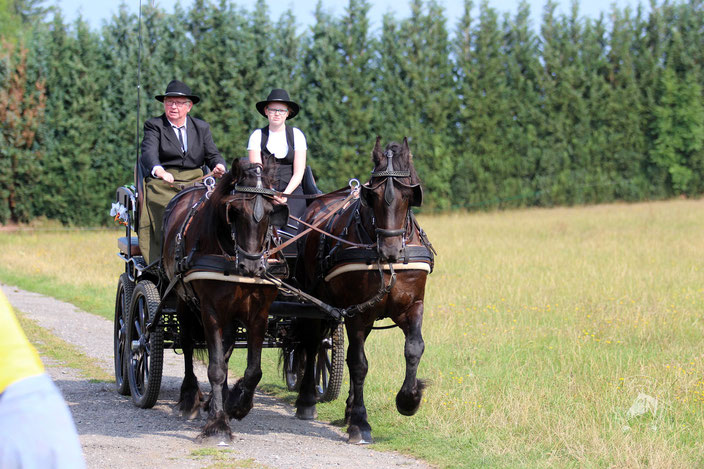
259;125;305;220
260;125;295;192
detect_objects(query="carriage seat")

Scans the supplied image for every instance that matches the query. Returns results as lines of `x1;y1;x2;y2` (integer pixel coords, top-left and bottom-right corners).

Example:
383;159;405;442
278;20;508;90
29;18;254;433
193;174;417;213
302;165;322;203
118;236;141;257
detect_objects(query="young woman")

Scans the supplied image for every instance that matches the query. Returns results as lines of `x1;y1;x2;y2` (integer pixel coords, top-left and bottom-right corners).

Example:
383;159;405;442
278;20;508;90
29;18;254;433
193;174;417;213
247;89;307;221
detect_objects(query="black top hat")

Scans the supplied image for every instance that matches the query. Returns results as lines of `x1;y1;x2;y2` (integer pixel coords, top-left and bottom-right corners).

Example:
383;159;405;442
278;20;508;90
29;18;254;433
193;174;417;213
155;80;200;104
256;89;300;119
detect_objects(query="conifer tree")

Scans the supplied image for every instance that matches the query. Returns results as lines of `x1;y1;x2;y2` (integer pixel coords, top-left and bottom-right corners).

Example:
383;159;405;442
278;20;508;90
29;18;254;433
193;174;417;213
0;0;50;223
329;0;376;184
500;0;543;207
96;4;142;187
453;0;517;209
651;68;704;195
300;0;376;189
603;5;648;200
35;13;107;224
535;0;588;205
0;39;45;223
383;0;455;208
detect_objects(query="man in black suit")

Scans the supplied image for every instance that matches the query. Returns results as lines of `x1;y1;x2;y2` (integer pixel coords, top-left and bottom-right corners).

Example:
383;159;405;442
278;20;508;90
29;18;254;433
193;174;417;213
138;80;227;264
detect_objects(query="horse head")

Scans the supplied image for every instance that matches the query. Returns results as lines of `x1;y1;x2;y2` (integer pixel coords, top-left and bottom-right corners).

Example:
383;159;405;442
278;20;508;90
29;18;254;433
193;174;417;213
360;137;423;263
209;157;288;276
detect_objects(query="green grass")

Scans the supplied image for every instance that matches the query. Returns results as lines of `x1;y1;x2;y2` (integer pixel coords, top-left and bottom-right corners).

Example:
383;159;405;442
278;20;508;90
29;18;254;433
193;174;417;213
16;311;113;382
0;228;121;319
190;448;271;469
2;198;704;468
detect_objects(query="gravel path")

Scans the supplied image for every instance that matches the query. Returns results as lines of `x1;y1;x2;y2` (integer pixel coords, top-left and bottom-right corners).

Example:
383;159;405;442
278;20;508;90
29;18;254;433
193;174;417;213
2;283;432;469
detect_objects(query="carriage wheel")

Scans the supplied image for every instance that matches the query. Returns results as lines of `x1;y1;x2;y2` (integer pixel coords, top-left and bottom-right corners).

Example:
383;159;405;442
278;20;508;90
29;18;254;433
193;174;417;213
284;348;303;392
316;322;345;403
114;273;134;395
126;280;164;408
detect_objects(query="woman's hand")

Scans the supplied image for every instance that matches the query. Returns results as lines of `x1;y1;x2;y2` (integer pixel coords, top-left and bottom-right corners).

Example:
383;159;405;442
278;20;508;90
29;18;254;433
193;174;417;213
273;194;288;205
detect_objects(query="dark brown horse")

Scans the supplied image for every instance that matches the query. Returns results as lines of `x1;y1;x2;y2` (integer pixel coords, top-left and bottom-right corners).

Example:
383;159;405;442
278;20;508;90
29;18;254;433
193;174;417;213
161;158;288;442
291;137;434;444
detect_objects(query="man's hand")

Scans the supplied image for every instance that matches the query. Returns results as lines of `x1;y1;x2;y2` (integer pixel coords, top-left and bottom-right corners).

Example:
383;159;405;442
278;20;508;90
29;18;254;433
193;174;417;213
154;167;174;183
212;164;226;178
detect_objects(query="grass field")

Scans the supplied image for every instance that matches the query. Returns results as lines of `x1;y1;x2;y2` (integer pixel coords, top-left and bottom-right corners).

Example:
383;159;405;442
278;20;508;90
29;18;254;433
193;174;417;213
1;198;703;468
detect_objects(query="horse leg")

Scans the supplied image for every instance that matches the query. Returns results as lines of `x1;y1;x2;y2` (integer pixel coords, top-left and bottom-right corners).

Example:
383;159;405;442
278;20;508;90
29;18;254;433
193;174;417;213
345;320;373;444
395;300;426;416
198;308;232;443
176;300;202;419
225;314;266;420
294;319;321;420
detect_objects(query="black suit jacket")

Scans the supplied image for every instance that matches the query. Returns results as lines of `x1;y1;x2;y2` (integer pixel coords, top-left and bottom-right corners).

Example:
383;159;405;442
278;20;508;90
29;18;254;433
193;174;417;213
140;114;225;175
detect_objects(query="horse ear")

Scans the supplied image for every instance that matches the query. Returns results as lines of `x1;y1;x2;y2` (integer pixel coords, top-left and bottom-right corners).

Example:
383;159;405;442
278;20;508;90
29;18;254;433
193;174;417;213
230;158;242;180
269;203;289;228
402;137;411;158
372;136;382;165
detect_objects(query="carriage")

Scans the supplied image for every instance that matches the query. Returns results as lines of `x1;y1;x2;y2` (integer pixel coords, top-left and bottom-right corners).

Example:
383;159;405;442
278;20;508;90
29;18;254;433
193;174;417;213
111;138;435;444
112;162;345;411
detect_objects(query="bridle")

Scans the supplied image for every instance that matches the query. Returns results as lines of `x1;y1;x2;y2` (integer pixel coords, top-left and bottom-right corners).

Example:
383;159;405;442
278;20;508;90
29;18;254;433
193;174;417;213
224;165;278;269
361;149;422;246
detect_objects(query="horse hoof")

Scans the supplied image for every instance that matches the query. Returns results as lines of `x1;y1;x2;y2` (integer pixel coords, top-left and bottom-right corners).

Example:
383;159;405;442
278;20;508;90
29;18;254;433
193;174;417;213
230;406;252;421
174;406;201;420
396;386;424;416
347;426;373;445
196;433;233;446
295;405;317;420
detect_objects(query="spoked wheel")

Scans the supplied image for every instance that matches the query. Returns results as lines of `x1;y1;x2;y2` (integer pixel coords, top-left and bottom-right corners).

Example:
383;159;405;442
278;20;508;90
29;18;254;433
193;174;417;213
126;280;164;408
114;273;134;395
316;322;345;402
284;348;303;392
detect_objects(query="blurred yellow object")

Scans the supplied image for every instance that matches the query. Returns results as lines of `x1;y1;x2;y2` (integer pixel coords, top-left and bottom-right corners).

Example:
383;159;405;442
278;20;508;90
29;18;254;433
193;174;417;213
0;289;44;394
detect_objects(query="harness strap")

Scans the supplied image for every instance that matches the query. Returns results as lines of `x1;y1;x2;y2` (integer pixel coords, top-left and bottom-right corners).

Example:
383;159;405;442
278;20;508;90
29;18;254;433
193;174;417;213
289;206;373;250
175;191;210;273
266;188;359;257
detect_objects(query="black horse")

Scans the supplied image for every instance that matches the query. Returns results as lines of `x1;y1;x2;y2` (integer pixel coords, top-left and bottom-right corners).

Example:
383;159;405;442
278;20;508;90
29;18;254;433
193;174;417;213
161;158;288;442
290;137;434;444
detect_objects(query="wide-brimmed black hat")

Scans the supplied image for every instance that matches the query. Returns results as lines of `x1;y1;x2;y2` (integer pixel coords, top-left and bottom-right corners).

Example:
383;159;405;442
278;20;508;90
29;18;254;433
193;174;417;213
155;80;200;104
256;89;299;119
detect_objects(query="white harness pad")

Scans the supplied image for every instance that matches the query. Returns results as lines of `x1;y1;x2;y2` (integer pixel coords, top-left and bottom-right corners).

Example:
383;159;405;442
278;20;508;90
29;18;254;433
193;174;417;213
324;262;431;282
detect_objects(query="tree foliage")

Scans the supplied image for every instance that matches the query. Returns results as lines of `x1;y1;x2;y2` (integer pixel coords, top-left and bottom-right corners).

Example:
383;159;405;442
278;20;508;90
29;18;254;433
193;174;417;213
1;0;704;225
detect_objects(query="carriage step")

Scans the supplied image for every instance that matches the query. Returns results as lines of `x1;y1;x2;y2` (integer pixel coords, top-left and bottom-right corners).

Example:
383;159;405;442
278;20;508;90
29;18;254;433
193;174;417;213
118;236;141;256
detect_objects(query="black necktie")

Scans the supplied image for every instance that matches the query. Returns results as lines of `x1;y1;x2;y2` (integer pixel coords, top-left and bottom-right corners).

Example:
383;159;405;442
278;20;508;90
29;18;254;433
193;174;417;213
176;126;185;153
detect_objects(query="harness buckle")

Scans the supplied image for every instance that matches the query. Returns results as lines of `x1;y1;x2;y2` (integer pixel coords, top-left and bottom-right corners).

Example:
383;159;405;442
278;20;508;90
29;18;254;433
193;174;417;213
204;176;216;198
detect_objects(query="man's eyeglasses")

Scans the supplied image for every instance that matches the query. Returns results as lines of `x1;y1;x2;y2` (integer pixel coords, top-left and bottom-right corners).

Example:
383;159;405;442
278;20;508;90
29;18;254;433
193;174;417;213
164;100;191;108
267;108;288;116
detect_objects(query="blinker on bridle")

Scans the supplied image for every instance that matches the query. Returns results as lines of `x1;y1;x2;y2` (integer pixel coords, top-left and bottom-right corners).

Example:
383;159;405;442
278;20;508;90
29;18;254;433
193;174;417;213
371;149;411;207
225;164;277;268
231;165;276;223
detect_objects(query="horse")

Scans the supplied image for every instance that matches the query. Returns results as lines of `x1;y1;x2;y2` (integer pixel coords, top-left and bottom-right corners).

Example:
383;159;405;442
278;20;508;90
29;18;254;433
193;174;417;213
160;157;288;442
289;137;434;444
